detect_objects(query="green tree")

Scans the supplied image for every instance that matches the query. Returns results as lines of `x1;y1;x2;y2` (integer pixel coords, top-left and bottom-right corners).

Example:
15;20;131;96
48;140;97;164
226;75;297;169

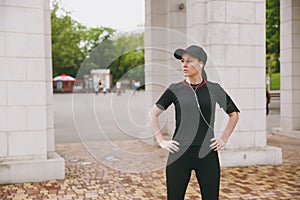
51;1;144;84
81;32;145;84
81;27;115;57
266;0;280;73
51;1;115;78
51;1;84;77
107;32;145;84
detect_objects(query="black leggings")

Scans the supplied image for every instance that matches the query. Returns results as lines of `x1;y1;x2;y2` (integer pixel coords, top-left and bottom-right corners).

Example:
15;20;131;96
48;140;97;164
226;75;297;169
166;147;220;200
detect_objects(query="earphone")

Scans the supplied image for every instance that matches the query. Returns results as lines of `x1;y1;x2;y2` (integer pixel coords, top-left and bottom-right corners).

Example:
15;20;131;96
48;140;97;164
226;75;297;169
187;81;214;131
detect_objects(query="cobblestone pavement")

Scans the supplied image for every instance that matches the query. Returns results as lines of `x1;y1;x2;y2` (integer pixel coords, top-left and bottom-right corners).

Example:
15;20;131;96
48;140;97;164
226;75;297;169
0;134;300;200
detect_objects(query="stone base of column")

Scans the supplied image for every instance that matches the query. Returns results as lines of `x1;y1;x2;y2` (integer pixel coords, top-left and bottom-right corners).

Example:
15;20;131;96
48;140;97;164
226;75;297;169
0;152;65;185
219;146;282;167
143;138;282;167
271;127;300;139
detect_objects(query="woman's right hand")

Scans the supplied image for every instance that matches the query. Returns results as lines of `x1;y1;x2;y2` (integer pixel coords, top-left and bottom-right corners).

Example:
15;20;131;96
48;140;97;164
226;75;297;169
158;140;180;153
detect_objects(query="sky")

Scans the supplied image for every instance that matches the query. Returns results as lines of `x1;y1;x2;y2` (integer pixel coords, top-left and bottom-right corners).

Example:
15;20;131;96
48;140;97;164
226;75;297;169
53;0;145;32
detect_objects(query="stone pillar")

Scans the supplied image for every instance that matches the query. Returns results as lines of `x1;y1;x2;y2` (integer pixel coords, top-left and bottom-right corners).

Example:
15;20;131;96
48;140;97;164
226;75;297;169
0;0;64;184
279;0;300;138
145;0;187;137
185;0;281;166
145;0;282;166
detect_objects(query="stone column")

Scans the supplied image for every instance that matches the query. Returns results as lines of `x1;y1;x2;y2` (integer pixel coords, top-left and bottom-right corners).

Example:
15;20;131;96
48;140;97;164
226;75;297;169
145;0;187;138
0;0;64;184
185;0;282;166
145;0;282;166
279;0;300;138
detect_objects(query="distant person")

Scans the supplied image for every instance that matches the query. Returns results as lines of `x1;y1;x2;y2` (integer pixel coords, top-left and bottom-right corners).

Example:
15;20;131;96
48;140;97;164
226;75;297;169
116;81;122;95
135;81;140;90
266;89;271;115
94;85;99;95
102;84;107;94
131;80;137;94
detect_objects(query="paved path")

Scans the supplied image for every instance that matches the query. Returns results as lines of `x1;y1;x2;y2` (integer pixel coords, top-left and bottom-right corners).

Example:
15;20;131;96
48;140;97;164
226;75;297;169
267;99;280;133
54;92;149;144
1;92;299;199
54;92;281;143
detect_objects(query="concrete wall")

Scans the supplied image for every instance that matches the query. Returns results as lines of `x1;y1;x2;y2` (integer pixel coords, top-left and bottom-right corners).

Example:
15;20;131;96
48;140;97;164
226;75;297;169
0;0;64;184
145;0;187;135
280;0;300;137
185;0;266;149
145;0;282;166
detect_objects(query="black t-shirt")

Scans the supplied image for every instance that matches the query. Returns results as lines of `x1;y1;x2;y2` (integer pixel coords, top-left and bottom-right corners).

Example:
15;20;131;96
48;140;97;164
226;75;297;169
156;80;240;147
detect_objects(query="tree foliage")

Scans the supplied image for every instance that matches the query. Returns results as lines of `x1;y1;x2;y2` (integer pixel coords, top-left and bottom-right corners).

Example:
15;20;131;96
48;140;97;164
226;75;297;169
108;33;145;84
266;0;280;73
51;1;116;77
51;1;84;77
51;1;145;84
79;32;145;83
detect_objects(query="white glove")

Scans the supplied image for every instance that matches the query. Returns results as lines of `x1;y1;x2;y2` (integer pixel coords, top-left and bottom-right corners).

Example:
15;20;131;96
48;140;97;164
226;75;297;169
209;137;225;151
158;140;180;153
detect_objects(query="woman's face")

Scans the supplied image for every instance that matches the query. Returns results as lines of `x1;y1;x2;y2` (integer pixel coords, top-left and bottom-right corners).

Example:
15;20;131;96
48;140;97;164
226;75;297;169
181;53;202;78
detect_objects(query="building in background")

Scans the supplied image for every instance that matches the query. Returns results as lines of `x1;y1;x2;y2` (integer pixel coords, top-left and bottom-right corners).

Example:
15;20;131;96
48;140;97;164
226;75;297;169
53;73;76;93
90;69;112;92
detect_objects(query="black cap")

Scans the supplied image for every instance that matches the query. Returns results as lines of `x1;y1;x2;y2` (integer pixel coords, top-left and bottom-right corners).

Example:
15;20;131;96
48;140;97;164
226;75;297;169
174;45;207;64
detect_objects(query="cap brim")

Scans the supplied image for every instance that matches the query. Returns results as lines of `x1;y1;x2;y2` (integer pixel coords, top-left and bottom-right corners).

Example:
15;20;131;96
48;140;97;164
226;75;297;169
174;49;185;59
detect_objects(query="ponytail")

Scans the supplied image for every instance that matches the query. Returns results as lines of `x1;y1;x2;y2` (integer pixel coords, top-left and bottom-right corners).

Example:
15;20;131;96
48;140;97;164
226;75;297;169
202;68;208;81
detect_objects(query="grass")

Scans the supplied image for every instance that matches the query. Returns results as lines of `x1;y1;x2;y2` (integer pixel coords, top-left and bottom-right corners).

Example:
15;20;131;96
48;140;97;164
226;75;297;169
266;72;280;90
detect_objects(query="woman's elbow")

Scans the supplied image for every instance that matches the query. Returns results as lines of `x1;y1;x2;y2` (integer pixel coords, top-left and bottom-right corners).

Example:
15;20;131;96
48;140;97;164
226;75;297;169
148;111;154;124
229;111;239;121
148;108;159;122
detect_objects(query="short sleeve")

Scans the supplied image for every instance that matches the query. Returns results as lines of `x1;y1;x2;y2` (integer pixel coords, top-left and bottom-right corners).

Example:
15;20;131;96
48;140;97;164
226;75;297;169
223;94;240;114
155;88;175;111
214;84;240;114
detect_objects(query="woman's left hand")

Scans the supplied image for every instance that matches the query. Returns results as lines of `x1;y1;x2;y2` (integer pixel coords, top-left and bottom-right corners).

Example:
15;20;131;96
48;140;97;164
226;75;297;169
209;137;225;151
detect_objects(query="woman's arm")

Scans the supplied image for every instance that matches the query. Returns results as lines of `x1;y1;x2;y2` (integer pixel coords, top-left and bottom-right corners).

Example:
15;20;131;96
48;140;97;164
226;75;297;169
148;105;180;153
148;105;165;143
220;111;239;143
210;111;239;151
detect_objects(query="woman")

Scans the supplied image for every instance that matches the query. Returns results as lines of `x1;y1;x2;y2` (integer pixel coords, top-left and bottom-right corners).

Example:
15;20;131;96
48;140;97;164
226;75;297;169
149;45;240;200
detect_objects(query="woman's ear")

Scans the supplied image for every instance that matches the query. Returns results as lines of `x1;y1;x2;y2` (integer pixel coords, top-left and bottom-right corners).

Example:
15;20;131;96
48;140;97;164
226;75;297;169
199;64;204;70
199;61;204;68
